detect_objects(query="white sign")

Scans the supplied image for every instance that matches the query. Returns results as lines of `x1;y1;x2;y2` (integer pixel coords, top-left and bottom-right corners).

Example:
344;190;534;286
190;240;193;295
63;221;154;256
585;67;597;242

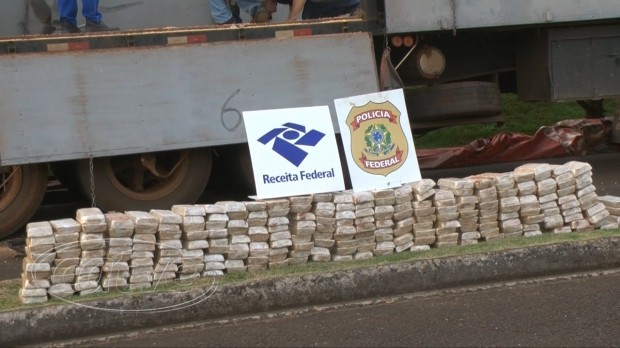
243;106;346;199
334;89;421;191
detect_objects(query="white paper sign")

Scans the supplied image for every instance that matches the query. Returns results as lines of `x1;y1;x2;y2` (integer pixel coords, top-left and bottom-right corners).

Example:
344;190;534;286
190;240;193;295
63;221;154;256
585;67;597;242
334;89;421;191
243;106;345;199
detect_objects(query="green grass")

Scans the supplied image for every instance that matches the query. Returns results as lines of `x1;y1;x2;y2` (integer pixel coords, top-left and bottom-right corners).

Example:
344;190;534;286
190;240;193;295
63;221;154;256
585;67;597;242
3;229;618;313
414;95;619;149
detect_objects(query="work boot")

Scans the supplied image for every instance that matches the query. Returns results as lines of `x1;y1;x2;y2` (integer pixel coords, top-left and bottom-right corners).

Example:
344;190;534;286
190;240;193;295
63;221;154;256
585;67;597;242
231;3;243;23
57;20;80;34
252;6;270;23
84;20;119;32
217;17;240;25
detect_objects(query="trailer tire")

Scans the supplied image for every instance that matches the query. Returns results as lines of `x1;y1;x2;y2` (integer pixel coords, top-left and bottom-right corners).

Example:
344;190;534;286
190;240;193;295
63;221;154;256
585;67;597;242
405;81;502;120
76;148;213;212
0;164;48;239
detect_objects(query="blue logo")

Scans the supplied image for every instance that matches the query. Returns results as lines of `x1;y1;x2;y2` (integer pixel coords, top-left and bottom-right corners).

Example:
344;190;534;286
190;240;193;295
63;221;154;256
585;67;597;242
258;122;325;167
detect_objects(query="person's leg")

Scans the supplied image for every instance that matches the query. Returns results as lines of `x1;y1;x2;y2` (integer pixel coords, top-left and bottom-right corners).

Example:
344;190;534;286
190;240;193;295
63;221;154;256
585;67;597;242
81;0;102;23
58;0;79;25
209;0;234;24
82;0;118;31
236;0;269;22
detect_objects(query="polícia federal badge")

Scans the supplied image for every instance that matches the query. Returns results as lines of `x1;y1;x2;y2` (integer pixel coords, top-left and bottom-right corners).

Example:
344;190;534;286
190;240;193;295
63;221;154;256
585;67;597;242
346;101;408;176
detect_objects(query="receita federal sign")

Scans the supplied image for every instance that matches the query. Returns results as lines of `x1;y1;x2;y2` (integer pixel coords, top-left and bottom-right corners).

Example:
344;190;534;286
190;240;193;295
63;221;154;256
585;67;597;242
243;106;345;199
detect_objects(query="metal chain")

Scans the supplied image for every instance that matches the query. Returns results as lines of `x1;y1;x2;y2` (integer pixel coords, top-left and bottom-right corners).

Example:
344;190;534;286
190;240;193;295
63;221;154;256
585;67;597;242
451;0;458;36
89;156;96;208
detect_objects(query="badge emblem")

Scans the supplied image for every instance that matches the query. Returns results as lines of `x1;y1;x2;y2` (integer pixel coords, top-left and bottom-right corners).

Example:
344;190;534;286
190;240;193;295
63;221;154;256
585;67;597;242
346;101;408;176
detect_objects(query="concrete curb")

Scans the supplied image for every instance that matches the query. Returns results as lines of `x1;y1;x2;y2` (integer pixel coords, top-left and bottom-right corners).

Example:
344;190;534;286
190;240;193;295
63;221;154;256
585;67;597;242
3;237;619;345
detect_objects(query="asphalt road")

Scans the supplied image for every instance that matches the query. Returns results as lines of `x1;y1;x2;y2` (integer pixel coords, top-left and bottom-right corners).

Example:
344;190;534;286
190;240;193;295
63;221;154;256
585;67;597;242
1;152;619;281
74;271;620;347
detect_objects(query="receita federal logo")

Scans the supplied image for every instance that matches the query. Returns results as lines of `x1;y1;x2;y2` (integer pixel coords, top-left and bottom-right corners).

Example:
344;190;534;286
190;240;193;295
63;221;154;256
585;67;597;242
346;101;408;176
257;122;325;167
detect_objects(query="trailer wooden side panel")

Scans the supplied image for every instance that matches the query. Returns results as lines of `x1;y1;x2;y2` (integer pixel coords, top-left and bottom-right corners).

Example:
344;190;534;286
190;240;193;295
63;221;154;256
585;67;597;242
0;32;379;165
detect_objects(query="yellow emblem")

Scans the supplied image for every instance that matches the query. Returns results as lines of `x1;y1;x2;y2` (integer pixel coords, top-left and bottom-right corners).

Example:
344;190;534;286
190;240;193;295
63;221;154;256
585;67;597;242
346;101;408;176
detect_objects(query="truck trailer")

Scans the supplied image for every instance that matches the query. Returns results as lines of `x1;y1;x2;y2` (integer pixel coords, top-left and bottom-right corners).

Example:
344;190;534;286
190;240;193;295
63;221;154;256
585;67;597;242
1;0;619;239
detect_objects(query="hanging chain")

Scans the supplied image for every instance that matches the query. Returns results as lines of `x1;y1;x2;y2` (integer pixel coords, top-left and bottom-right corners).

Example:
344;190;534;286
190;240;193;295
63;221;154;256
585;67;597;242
89;156;96;207
451;0;458;36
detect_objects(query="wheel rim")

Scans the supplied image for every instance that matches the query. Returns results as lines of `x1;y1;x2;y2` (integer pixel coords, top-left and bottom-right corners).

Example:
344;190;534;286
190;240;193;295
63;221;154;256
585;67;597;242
101;151;191;202
0;166;22;211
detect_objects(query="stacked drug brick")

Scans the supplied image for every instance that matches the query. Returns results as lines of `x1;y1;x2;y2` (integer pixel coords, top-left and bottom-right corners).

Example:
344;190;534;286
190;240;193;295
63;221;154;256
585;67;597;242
550;164;580;233
438;178;479;245
410;179;437;247
353;191;377;259
311;193;335;262
540;165;568;232
467;176;500;242
332;191;357;261
20;160;617;304
514;164;553;237
373;187;397;254
49;218;81;298
265;198;292;268
204;204;228;276
432;188;460;248
76;208;107;295
150;209;183;284
246;200;269;273
21;222;54;303
497;172;523;239
288;195;315;266
388;186;415;253
567;161;610;229
102;212;133;291
220;201;250;273
126;211;157;290
598;196;620;228
173;205;208;280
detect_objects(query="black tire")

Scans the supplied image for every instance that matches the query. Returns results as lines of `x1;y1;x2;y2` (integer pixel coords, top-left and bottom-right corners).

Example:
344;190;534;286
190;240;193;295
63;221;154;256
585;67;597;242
405;81;502;120
76;148;213;212
0;164;48;239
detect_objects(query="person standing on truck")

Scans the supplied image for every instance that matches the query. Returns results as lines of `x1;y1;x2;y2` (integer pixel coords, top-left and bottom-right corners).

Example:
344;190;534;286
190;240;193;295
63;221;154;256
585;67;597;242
301;0;360;19
56;0;118;33
210;0;270;25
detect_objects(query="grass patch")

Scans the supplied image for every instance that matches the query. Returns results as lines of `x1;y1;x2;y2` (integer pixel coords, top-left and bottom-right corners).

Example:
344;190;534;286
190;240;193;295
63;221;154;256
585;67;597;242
414;94;619;149
2;229;618;314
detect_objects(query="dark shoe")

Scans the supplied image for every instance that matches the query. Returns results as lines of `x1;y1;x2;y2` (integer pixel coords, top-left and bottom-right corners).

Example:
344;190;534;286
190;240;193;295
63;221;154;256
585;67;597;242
84;20;118;32
217;17;239;25
252;6;270;23
57;20;80;34
230;3;243;23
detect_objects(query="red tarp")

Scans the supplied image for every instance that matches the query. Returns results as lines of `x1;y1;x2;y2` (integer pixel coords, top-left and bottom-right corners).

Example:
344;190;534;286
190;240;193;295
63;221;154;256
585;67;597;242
416;119;611;169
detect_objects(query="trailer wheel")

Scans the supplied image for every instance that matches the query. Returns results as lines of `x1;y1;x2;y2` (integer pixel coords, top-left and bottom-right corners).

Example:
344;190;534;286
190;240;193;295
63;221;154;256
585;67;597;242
405;81;502;120
0;164;48;239
77;149;213;212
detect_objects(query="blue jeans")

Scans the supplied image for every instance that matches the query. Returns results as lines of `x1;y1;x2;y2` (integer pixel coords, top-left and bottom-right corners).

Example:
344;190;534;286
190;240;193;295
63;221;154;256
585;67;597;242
209;0;263;24
58;0;103;25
